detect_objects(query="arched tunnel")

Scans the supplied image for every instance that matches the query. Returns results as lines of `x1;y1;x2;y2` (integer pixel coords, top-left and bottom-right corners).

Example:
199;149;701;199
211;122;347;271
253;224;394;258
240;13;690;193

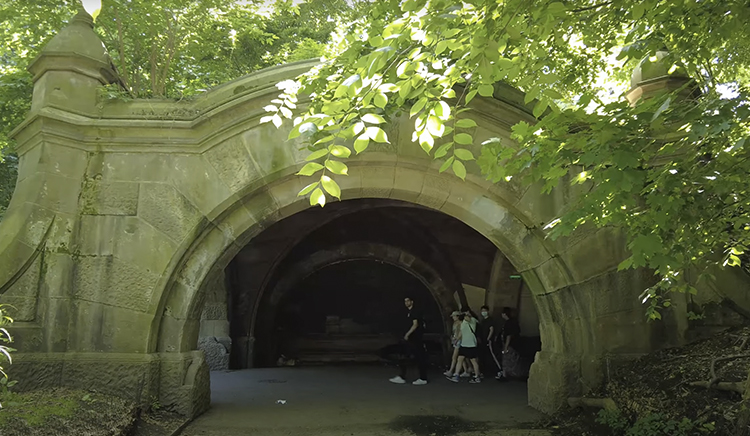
196;198;540;372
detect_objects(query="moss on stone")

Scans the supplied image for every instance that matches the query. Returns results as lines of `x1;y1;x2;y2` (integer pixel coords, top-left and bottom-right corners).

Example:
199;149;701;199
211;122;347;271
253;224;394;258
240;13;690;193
0;388;137;436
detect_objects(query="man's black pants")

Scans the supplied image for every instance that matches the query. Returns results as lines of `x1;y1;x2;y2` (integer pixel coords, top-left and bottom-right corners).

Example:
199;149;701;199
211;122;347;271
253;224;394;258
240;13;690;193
480;341;503;375
398;339;428;380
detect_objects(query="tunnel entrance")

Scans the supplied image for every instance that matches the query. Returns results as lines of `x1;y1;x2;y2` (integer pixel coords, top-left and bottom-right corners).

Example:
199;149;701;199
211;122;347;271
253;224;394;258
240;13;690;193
271;260;444;366
195;198;540;375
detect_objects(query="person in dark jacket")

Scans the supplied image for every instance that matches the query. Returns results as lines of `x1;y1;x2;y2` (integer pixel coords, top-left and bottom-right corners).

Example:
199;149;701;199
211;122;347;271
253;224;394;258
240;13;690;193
388;296;428;385
477;305;503;380
500;307;524;379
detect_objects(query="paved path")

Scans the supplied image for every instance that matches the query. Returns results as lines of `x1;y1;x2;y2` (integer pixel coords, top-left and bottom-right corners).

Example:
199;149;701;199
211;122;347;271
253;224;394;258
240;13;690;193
180;366;548;436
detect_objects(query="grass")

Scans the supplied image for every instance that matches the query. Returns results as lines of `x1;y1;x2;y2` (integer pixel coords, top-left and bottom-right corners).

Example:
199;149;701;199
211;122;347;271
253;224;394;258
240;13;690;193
0;387;137;436
0;390;79;427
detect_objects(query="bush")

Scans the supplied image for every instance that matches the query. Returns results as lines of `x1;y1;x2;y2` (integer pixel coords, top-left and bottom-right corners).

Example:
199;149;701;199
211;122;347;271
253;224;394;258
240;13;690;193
0;304;14;408
596;409;716;436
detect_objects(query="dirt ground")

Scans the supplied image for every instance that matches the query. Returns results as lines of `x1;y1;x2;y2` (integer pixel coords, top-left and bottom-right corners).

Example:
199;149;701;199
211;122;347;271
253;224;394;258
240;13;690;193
548;325;750;436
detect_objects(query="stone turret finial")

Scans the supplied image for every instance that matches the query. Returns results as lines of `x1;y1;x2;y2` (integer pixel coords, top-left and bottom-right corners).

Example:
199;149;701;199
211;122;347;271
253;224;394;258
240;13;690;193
626;50;699;105
26;10;121;115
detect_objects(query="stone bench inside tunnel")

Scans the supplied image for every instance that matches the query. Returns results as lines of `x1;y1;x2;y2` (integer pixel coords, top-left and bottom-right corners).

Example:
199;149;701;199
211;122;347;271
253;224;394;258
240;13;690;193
3;8;746;420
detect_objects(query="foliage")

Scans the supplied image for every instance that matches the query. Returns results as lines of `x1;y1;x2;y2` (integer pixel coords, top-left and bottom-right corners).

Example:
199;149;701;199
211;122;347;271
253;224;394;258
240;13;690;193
0;155;17;220
0;304;14;408
596;408;630;433
262;0;750;309
596;409;716;436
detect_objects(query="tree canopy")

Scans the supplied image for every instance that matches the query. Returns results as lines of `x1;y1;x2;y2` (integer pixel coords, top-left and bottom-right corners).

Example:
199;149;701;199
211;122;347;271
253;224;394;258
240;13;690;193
260;0;750;314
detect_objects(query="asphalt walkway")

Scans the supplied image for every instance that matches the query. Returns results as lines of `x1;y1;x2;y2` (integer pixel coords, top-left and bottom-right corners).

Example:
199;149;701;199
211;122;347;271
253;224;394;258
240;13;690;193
180;365;547;436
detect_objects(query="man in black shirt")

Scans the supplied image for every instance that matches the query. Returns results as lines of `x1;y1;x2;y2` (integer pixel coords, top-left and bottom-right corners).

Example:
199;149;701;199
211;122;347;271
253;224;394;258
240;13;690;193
389;296;428;385
477;305;503;379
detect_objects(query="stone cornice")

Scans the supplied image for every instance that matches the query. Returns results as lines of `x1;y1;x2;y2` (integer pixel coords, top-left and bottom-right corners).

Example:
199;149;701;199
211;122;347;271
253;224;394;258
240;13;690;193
12;59;536;155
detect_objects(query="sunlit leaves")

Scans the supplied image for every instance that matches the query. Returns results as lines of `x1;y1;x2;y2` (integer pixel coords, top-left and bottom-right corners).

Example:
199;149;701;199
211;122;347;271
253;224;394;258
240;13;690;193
454;149;474;161
306;148;330;161
454;133;473;145
325;160;349;175
452;159;467;180
478;84;494;97
365;127;388;143
455;119;477;128
297;162;324;176
310;187;326;206
0;304;14;391
329;145;351;158
362;113;385;124
298;181;320;196
354;135;370;153
256;0;750;317
321;175;341;198
418;130;434;153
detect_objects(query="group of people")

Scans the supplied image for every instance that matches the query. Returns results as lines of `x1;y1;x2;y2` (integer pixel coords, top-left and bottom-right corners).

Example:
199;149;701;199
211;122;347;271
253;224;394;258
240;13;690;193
387;296;521;385
443;305;519;384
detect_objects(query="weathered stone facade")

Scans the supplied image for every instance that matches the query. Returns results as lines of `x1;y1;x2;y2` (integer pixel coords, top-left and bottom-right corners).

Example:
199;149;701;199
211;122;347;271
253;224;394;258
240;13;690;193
1;10;745;418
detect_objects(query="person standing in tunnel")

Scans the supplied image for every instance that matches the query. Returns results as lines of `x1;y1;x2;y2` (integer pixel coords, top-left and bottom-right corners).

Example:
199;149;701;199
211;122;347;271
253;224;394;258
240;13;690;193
500;307;523;379
478;305;504;380
389;296;429;385
446;307;482;384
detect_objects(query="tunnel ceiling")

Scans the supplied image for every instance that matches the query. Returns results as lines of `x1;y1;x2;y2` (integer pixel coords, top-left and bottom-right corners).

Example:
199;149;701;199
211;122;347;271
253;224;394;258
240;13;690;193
232;198;502;292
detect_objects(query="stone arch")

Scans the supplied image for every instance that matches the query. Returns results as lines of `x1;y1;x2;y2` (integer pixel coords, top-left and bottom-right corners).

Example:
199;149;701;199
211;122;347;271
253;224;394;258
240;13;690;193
265;242;460;326
152;161;567;356
250;241;461;366
224;200;468;343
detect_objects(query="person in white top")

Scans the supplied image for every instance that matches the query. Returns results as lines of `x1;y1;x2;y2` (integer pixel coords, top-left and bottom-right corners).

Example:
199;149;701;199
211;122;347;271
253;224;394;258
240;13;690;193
443;311;472;377
446;308;482;384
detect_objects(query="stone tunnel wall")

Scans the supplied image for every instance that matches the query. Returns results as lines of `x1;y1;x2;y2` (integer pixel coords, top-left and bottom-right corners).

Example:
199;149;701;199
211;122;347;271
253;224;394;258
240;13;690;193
197;273;231;371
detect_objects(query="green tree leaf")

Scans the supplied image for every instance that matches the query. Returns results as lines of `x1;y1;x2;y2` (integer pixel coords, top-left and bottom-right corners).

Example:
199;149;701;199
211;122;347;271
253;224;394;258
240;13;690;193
306;149;330;161
419;131;434;153
321;175;342;199
362;113;386;124
478;84;494;97
440;156;455;173
374;93;388;108
298;181;320;196
297;162;324;176
366;127;389;143
354;134;370;153
426;116;445;137
329;145;352;158
455;133;473;145
454;149;475;161
455;119;477;128
452;159;467;180
310;187;326;207
325;160;349;175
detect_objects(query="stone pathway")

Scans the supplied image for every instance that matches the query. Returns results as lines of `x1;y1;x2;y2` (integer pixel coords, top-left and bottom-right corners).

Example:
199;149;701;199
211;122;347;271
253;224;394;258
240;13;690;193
179;366;549;436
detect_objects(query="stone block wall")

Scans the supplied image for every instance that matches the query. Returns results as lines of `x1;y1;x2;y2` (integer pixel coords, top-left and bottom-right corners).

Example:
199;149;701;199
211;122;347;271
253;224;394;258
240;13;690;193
197;274;231;371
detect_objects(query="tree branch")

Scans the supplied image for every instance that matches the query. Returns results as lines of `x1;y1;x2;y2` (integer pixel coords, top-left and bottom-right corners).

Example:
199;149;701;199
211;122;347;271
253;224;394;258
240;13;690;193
115;7;131;91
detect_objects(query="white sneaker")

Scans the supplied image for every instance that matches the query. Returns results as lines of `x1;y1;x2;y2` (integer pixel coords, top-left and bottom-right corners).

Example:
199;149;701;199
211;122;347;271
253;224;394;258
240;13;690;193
412;379;428;385
389;376;406;384
443;370;453;377
459;372;471;378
